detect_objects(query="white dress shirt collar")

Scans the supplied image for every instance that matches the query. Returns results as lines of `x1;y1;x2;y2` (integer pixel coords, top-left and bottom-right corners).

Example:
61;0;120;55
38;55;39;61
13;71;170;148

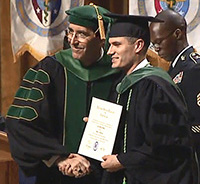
131;58;150;73
172;45;191;68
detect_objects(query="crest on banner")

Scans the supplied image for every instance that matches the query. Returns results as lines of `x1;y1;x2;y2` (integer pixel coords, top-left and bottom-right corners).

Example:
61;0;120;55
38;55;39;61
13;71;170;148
11;0;84;62
32;0;61;27
131;0;200;51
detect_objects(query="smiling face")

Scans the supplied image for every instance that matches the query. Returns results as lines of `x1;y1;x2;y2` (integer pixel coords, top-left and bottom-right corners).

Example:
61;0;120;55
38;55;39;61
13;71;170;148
107;37;138;74
67;23;103;66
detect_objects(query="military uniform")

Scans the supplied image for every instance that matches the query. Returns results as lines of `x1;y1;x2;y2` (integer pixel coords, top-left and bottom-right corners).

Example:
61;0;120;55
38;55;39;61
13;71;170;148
168;46;200;155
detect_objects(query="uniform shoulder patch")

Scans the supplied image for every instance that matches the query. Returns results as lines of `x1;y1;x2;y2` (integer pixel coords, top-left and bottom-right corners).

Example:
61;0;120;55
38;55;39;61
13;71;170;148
173;71;184;84
189;52;200;64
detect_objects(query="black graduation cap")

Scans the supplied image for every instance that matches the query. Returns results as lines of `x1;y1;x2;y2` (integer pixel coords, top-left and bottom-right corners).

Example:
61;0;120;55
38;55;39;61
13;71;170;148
104;13;163;41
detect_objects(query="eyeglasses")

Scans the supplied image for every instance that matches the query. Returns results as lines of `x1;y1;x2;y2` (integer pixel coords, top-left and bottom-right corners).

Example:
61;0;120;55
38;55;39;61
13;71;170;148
66;28;99;42
151;29;176;50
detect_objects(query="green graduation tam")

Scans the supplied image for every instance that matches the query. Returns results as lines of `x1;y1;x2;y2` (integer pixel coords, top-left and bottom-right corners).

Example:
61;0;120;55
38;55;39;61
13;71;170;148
104;13;162;42
65;4;112;40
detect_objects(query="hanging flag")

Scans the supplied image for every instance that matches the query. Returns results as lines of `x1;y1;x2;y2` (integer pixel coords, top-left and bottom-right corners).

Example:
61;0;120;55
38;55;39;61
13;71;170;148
129;0;200;52
11;0;84;62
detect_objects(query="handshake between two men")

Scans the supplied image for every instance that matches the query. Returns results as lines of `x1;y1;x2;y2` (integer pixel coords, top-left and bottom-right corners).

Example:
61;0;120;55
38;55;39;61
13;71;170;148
56;153;124;178
56;117;124;178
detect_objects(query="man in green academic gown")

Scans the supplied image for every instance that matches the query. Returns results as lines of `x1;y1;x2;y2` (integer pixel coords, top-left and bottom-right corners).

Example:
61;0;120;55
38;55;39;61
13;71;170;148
6;4;120;184
100;13;198;184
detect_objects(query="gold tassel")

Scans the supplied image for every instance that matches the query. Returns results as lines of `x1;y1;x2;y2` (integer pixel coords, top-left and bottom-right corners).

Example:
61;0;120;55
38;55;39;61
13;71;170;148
90;3;106;40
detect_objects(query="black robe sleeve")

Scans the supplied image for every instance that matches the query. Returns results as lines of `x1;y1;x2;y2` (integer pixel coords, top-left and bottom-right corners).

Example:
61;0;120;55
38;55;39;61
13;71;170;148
6;56;69;175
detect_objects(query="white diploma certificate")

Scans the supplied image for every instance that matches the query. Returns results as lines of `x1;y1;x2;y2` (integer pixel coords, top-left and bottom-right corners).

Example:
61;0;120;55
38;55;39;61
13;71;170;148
78;97;123;161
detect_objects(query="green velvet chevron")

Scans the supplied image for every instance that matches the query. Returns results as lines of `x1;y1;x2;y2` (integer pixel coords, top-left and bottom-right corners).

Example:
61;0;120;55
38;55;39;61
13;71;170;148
15;86;44;102
6;67;50;121
23;68;50;84
6;105;38;121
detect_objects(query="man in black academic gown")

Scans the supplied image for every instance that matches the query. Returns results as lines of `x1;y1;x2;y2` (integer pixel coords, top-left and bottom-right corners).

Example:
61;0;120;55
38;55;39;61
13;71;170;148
150;9;200;171
100;13;198;184
5;4;120;184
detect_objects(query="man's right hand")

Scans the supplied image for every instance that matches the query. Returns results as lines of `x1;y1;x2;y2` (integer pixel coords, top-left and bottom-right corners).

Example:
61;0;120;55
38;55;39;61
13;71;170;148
57;154;91;178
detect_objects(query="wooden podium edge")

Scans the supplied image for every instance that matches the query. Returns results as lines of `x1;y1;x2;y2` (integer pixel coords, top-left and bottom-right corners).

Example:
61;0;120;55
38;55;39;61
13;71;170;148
0;131;8;142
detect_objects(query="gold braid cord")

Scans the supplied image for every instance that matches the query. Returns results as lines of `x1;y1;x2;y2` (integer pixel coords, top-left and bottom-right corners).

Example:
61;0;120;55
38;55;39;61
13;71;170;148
90;3;106;40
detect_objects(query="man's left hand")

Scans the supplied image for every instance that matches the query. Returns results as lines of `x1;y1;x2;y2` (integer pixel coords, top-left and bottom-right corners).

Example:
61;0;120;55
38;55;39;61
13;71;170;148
101;154;124;172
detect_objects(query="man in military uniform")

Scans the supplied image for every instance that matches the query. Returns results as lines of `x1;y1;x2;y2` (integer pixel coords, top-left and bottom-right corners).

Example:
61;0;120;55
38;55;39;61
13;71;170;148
150;9;200;168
